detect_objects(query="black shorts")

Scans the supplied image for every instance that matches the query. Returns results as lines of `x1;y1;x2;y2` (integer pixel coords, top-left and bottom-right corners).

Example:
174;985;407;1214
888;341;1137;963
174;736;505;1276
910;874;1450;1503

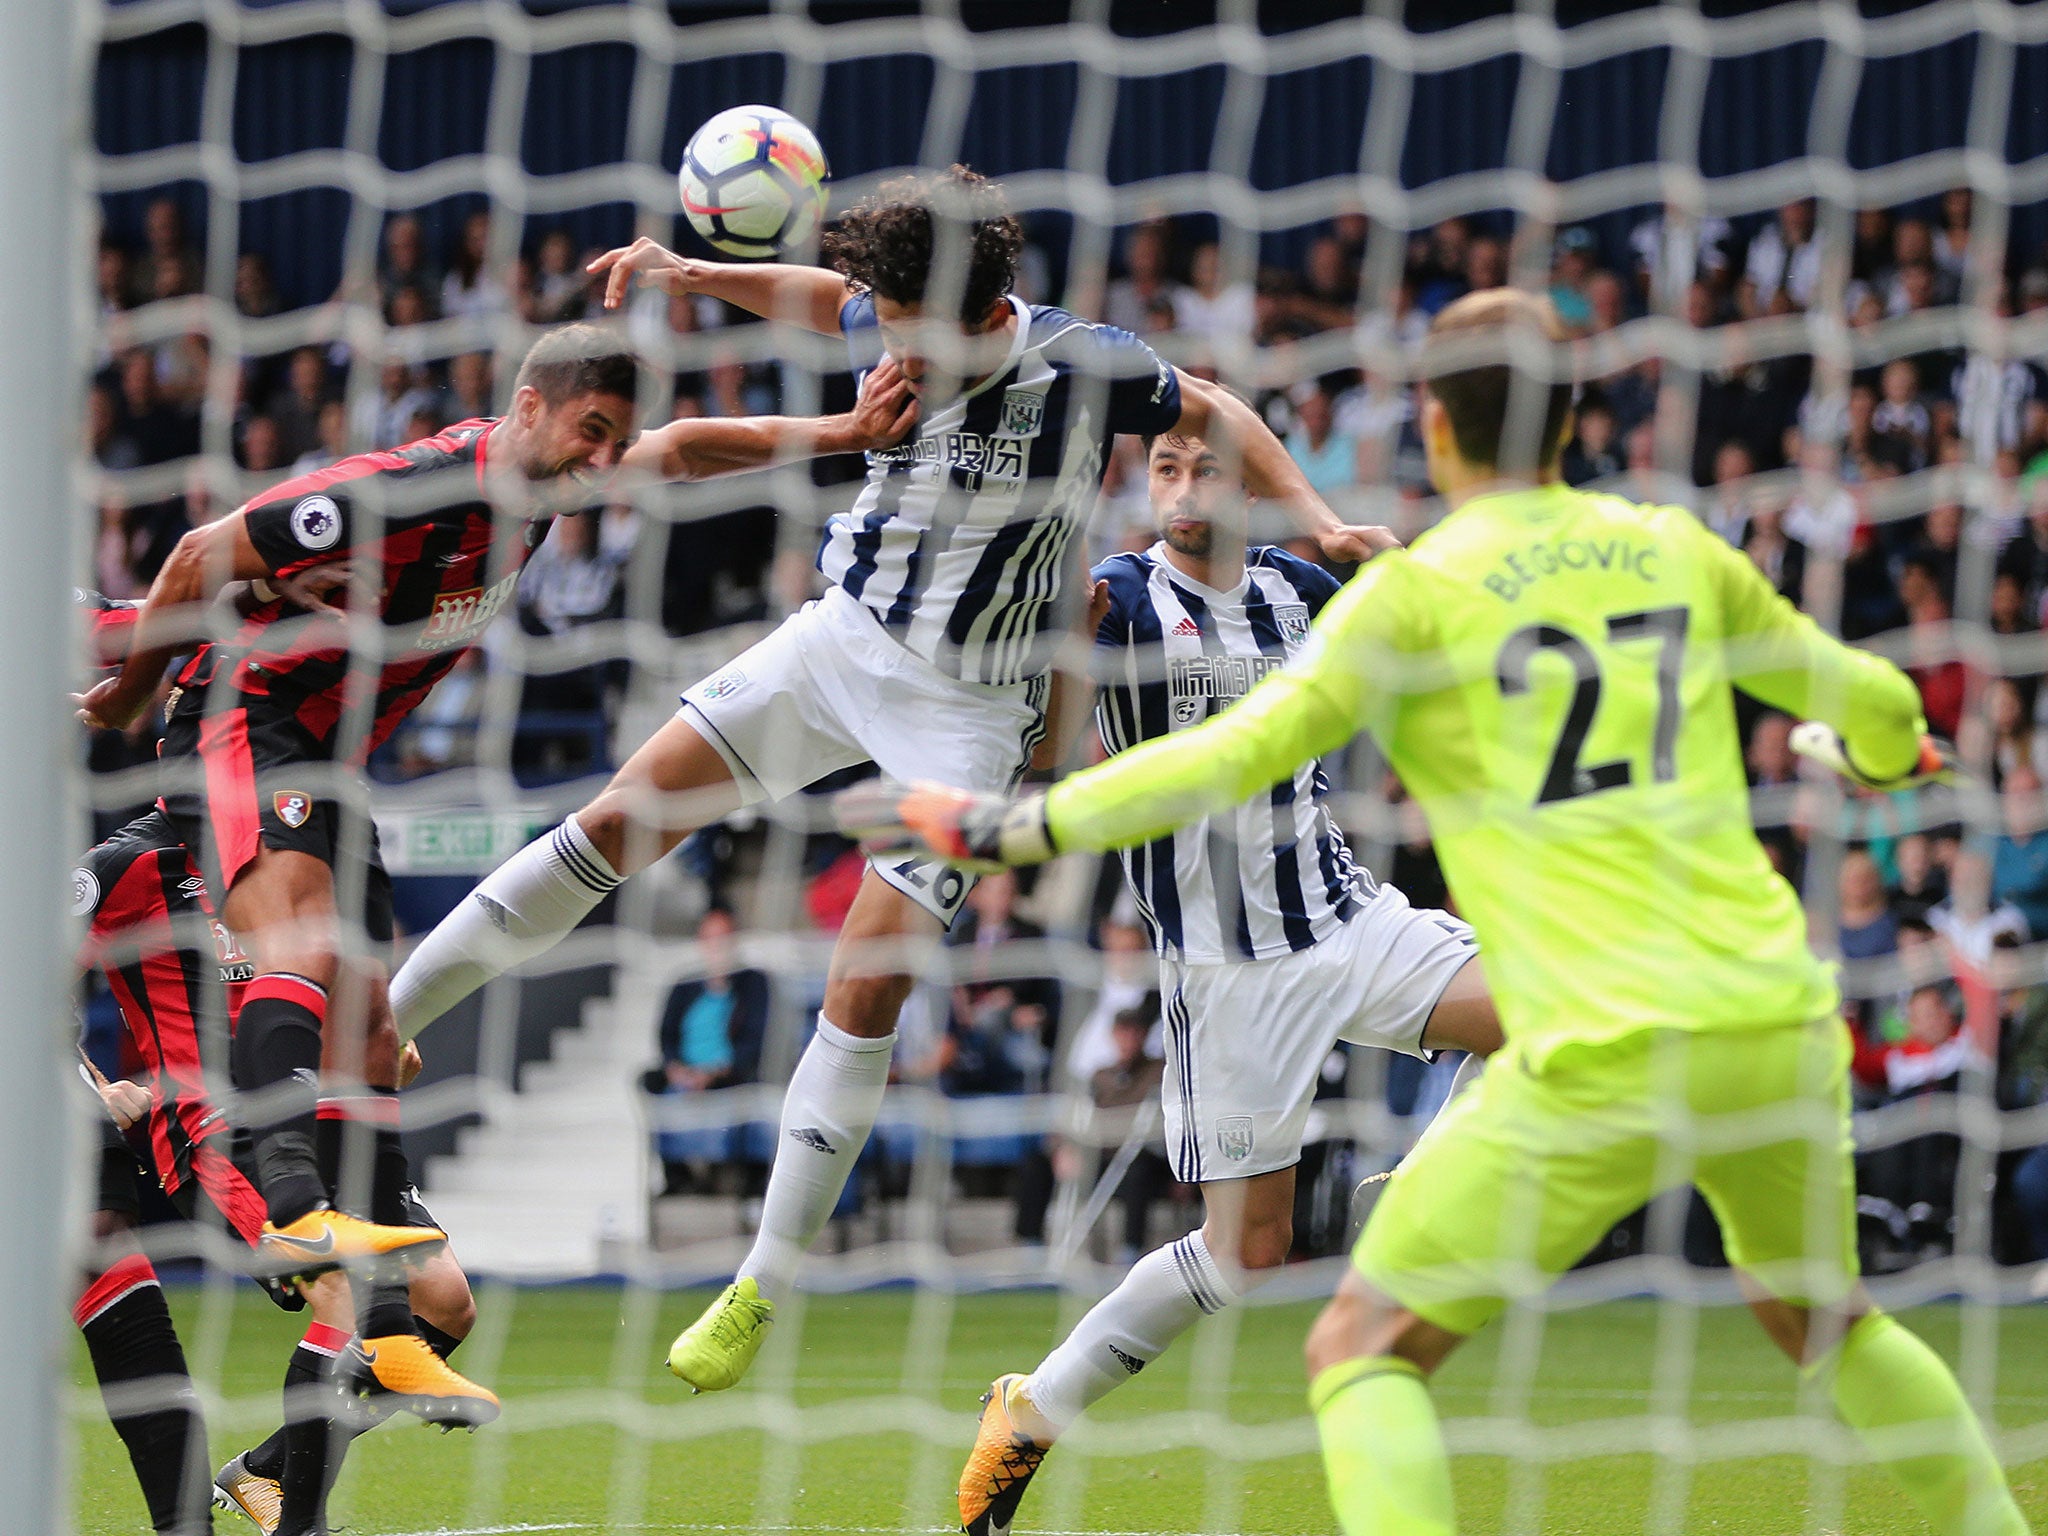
399;1183;439;1232
159;692;393;945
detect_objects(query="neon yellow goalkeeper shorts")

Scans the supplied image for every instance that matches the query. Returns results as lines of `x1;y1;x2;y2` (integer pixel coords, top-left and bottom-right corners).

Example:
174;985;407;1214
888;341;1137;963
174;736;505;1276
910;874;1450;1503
1354;1017;1859;1337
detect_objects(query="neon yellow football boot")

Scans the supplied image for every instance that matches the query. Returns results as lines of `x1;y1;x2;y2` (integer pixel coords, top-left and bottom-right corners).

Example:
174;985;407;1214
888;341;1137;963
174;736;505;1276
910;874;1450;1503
666;1277;773;1392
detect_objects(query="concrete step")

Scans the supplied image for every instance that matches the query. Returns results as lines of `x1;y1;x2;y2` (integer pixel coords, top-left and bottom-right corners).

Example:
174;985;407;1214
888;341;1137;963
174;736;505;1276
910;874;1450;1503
418;988;650;1275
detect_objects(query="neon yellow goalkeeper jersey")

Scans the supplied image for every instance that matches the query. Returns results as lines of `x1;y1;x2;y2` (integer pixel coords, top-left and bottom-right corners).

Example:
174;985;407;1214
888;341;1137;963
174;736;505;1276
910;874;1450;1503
1045;481;1927;1062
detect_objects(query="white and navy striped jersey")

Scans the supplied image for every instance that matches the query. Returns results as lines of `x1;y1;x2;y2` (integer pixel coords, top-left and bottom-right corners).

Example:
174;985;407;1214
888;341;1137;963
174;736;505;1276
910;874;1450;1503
820;294;1183;686
1094;544;1375;964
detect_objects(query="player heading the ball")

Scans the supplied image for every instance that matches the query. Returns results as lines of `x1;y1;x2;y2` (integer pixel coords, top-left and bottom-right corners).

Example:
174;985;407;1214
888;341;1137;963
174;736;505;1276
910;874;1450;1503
388;165;1398;1396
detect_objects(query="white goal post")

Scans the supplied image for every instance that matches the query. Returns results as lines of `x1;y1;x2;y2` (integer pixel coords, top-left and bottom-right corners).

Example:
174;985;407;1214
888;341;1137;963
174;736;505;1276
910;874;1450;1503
0;0;82;1530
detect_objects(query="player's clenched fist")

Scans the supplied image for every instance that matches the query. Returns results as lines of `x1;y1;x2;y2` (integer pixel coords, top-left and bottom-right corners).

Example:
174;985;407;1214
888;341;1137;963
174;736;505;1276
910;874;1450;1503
834;780;1057;871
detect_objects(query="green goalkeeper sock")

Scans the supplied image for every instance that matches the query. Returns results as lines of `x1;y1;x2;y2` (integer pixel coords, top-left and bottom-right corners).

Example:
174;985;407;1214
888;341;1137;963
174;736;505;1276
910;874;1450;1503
1309;1355;1455;1536
1816;1311;2030;1536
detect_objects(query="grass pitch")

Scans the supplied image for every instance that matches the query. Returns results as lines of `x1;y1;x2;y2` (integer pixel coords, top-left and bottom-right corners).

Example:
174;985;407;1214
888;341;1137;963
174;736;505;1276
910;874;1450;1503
74;1284;2048;1534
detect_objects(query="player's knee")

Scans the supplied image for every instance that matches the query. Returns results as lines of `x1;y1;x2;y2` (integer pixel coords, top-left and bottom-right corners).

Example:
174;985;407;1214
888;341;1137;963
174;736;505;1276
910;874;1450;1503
359;1016;402;1087
90;1209;137;1244
1304;1292;1369;1379
575;790;677;878
822;970;915;1037
1233;1217;1293;1273
1304;1278;1451;1380
573;795;633;871
412;1260;477;1340
1744;1295;1814;1364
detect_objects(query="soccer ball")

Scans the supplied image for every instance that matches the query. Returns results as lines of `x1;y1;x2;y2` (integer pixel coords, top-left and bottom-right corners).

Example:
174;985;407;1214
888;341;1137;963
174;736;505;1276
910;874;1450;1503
679;106;829;259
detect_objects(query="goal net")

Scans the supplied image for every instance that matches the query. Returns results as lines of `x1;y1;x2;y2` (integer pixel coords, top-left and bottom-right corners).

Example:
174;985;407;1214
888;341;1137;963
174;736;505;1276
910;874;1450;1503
68;1;2048;1534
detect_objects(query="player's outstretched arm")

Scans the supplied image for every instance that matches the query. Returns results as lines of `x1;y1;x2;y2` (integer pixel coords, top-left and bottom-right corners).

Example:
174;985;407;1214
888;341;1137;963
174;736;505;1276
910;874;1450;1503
1171;372;1400;567
840;558;1398;865
588;237;850;335
1697;521;1933;785
1043;571;1381;852
74;514;271;730
624;356;918;481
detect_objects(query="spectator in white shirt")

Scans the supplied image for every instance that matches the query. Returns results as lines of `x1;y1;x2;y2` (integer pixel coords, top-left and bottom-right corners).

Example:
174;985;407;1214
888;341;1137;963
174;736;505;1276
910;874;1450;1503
1629;202;1733;312
441;210;509;339
1335;369;1414;485
1743;198;1823;314
1784;437;1859;557
1172;242;1256;351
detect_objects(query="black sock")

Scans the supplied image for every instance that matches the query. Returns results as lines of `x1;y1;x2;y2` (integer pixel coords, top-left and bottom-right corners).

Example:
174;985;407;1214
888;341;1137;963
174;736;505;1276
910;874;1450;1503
78;1258;212;1534
273;1320;352;1536
321;1089;421;1340
232;974;331;1227
240;1319;350;1481
416;1315;464;1360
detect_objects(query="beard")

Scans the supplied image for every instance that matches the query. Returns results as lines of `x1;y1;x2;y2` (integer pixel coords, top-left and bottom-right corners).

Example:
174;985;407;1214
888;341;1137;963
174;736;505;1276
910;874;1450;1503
1161;519;1213;558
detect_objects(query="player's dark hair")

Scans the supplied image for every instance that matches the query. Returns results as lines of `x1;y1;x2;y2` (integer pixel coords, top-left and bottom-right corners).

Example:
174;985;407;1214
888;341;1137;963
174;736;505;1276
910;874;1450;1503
514;323;638;408
1421;288;1574;473
824;165;1023;325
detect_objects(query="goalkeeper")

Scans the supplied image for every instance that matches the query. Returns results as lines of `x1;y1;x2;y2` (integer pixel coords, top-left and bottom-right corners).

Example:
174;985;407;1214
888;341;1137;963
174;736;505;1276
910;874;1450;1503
845;288;2029;1536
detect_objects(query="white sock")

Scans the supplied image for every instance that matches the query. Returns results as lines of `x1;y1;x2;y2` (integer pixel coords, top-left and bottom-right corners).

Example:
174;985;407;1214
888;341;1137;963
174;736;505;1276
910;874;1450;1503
1023;1231;1257;1433
737;1014;895;1301
389;819;621;1039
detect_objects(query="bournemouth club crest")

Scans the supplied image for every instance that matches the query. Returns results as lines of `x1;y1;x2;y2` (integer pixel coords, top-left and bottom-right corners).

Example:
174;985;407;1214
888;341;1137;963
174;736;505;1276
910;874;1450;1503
273;790;313;829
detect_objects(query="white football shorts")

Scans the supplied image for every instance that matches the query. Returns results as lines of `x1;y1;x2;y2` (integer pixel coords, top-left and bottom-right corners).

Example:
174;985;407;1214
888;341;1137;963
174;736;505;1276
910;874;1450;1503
680;586;1048;925
1159;883;1478;1183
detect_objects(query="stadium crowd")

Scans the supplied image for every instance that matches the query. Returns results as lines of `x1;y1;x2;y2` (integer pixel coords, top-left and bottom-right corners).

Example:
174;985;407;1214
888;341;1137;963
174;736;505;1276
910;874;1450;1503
85;189;2048;1270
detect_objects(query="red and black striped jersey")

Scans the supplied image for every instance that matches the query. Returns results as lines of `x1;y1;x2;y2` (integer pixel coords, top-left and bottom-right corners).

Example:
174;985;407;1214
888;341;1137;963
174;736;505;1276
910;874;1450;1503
170;419;550;760
75;810;253;1202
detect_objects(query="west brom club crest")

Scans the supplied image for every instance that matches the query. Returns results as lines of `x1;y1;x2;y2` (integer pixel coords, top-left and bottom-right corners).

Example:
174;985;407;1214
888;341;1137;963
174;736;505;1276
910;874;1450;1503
999;387;1045;438
1217;1116;1254;1162
1274;603;1311;645
273;790;313;829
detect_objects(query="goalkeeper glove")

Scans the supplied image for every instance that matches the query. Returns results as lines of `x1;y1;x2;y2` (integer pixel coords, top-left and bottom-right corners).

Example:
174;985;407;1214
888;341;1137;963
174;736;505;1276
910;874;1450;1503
1788;721;1956;791
833;779;1057;872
